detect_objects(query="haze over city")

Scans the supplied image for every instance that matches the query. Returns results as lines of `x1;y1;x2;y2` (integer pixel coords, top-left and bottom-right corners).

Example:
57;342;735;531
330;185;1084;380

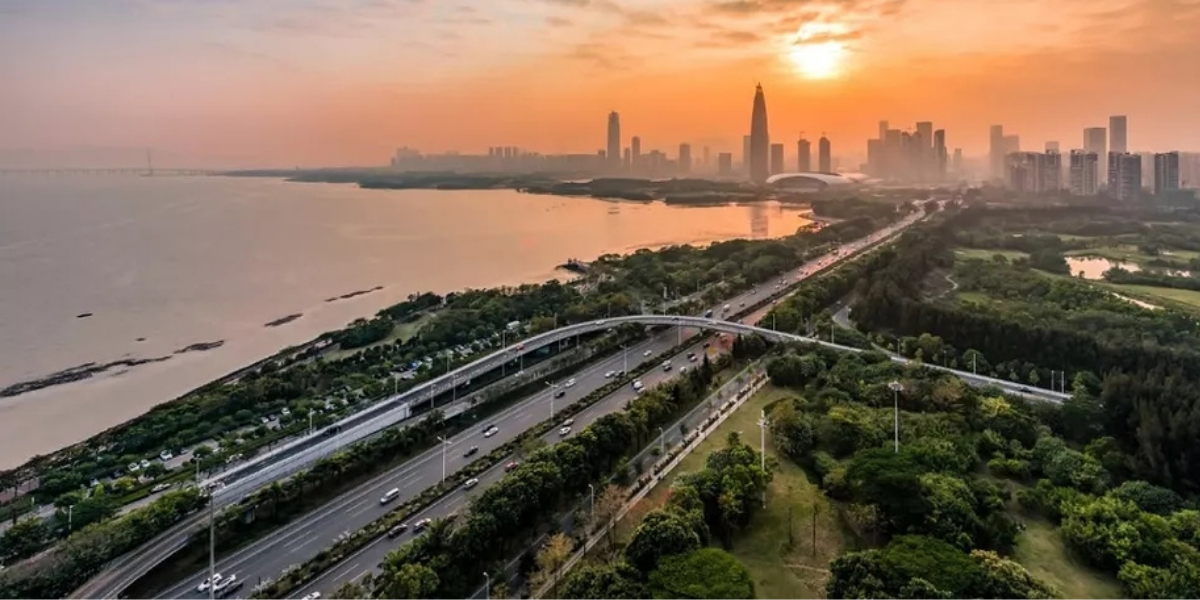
4;0;1200;168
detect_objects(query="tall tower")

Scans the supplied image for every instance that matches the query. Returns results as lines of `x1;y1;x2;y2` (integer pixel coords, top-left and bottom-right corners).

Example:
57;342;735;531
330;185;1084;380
749;84;770;183
631;136;642;172
1109;116;1128;154
797;137;812;172
818;136;832;172
606;112;621;171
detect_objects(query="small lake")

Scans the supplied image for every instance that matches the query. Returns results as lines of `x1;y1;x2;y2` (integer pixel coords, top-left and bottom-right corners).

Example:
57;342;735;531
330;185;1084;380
1067;256;1140;280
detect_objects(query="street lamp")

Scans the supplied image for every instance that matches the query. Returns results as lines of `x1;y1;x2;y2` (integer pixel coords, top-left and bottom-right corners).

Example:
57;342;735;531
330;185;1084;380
658;426;666;456
484;572;492;600
208;490;216;600
588;483;596;518
308;411;314;436
67;504;74;533
757;410;768;507
621;344;628;374
545;381;558;419
438;436;452;483
888;380;904;453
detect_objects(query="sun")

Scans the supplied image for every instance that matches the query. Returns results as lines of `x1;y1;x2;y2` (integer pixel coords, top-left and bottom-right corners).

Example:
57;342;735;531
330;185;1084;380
788;41;845;79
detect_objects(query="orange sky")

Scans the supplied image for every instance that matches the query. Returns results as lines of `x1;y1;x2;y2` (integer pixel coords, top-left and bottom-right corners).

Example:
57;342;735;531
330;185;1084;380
3;0;1200;168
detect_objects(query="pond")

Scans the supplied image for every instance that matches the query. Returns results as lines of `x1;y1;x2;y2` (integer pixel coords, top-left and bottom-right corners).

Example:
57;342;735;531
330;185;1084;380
1067;256;1141;280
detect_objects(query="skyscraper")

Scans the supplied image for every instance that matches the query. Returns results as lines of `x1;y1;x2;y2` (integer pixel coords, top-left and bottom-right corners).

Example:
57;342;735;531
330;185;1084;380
748;84;770;183
797;138;811;172
717;153;733;176
678;143;692;174
1155;152;1181;196
606;112;621;171
1109;116;1128;154
818;136;832;172
770;143;784;175
933;129;947;181
702;146;711;171
989;125;1005;179
742;135;752;175
631;136;642;173
1111;153;1142;201
1045;141;1060;152
1069;150;1099;195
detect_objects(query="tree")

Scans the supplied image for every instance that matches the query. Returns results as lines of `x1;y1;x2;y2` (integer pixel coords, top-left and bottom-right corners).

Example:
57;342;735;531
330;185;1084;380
625;510;702;574
529;533;573;598
969;550;1058;598
374;562;439;599
0;516;51;562
560;564;646;599
647;548;755;599
329;576;372;599
590;484;626;558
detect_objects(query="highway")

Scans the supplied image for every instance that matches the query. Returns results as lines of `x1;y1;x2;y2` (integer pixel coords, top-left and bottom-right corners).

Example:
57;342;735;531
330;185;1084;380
92;209;925;599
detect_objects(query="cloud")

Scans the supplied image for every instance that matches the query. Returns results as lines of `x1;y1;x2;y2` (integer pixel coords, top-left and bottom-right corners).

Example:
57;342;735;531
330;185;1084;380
567;41;634;70
546;15;574;26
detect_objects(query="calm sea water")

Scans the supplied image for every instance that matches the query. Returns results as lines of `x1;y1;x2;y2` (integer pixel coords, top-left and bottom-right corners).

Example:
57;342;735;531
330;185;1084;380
0;175;810;468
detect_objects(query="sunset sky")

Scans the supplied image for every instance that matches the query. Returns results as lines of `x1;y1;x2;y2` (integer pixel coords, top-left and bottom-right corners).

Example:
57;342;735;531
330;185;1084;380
3;0;1200;168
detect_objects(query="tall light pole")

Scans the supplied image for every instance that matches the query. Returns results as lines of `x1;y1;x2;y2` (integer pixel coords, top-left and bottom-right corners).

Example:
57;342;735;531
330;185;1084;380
308;411;314;436
545;381;557;419
484;572;492;600
658;426;666;456
588;484;596;523
67;504;74;533
208;491;215;600
888;381;904;453
438;436;451;483
621;344;628;374
757;410;768;508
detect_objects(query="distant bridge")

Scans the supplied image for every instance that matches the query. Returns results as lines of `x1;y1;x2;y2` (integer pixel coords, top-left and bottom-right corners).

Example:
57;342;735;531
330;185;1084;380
0;168;217;176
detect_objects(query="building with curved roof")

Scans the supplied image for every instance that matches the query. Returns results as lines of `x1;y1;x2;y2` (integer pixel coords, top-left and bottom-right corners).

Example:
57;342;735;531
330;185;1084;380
765;171;858;189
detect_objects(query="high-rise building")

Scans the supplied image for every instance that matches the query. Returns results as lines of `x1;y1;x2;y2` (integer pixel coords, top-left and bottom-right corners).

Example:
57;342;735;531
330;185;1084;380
933;129;947;181
818;136;832;172
952;149;963;176
1003;135;1020;156
866;139;883;176
678;143;692;174
878;121;889;141
1045;141;1060;152
797;138;812;172
717;152;733;176
1110;152;1142;201
702;146;711;171
1155;152;1181;196
770;143;784;175
631;136;642;172
1043;151;1063;192
1069;150;1100;195
1109;116;1128;153
915;121;934;179
623;147;631;171
1083;127;1106;155
748;84;771;183
1006;152;1060;193
606;112;621;171
989;125;1005;179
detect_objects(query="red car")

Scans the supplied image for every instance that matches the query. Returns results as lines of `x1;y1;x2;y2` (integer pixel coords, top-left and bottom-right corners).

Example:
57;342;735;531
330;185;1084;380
504;461;520;472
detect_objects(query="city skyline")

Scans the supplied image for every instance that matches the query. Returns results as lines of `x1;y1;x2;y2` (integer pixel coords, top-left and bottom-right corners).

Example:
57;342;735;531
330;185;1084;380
5;0;1200;168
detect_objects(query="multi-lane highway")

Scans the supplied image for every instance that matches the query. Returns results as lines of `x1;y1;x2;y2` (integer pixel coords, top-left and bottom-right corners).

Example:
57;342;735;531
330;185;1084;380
98;209;927;599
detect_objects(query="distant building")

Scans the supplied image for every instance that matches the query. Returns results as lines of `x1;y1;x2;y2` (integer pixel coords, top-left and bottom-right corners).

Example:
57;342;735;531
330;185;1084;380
1006;151;1060;194
770;143;784;175
1045;141;1060;153
797;138;812;172
1109;116;1128;154
702;146;711;172
606;112;621;172
1069;150;1099;195
933;129;947;181
989;125;1005;179
631;136;642;172
1110;152;1142;201
742;135;752;175
1083;127;1106;189
749;84;771;183
717;152;733;176
818;136;832;172
678;143;692;174
1154;152;1181;196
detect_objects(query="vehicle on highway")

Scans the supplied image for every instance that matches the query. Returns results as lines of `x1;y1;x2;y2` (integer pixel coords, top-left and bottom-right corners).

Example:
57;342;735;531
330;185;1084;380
464;477;480;489
218;579;243;598
564;378;577;387
553;388;566;398
604;370;615;378
303;592;322;600
562;418;575;427
643;350;652;357
704;309;713;317
213;574;238;594
504;461;520;472
687;352;697;362
632;380;644;391
464;446;479;457
159;450;173;461
413;518;433;532
380;488;401;505
387;523;408;538
483;425;499;438
680;366;688;374
197;573;224;593
663;363;672;372
558;426;572;436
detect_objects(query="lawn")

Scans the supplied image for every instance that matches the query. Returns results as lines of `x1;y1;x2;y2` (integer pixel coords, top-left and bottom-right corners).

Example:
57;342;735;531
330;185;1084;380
321;313;434;361
1065;244;1200;265
954;247;1028;262
1104;283;1200;311
611;385;855;599
1011;518;1123;599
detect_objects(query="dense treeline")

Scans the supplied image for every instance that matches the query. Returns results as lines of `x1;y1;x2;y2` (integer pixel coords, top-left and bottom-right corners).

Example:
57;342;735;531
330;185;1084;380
558;433;768;599
764;343;1058;598
852;207;1200;494
363;358;725;598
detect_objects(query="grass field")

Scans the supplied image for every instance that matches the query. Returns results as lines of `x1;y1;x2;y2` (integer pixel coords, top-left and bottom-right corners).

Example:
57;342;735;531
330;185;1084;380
954;248;1029;262
1104;283;1200;311
321;313;434;361
611;386;855;599
1012;518;1123;599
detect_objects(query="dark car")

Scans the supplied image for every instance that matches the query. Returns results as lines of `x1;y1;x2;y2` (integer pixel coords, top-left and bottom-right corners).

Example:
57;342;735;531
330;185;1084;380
217;580;243;598
554;389;566;399
481;424;496;435
387;524;409;538
464;446;479;457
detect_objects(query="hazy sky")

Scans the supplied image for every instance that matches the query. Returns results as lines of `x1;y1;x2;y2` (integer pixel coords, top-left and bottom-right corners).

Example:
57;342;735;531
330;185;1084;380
3;0;1200;167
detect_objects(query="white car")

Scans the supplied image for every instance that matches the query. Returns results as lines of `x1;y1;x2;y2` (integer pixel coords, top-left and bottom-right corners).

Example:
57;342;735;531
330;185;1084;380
564;378;576;387
303;593;322;600
197;573;224;593
159;450;173;462
604;370;615;378
464;477;480;489
483;426;499;438
643;350;652;357
562;418;575;427
213;574;237;593
559;426;572;436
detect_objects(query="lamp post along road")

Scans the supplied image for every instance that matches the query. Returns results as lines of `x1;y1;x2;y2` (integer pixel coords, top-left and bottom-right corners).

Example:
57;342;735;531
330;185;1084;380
208;493;215;600
757;410;768;508
437;436;451;483
888;380;904;453
484;572;491;600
